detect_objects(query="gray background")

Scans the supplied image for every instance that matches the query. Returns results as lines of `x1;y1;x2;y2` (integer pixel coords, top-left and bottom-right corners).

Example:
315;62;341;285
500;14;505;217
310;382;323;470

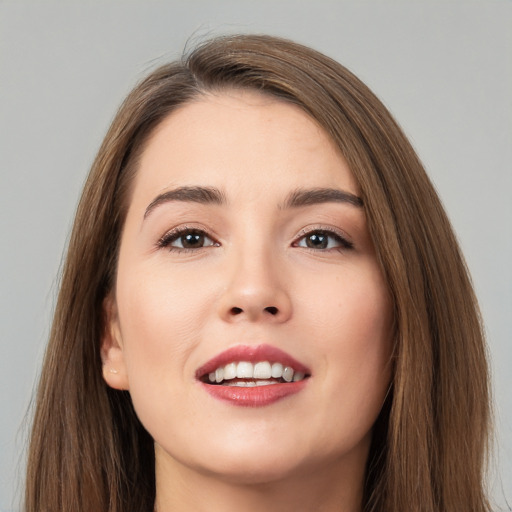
1;1;510;510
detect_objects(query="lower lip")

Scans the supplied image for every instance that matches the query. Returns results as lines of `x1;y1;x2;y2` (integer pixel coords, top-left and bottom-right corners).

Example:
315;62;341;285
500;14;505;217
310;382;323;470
200;380;308;407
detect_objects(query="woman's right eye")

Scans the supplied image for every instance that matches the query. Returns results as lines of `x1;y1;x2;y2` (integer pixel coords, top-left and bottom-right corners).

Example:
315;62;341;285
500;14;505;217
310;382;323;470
157;228;218;251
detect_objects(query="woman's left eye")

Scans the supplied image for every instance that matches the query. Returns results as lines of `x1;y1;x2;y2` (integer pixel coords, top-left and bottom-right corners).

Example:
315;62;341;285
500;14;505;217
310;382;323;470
294;230;353;250
158;229;217;251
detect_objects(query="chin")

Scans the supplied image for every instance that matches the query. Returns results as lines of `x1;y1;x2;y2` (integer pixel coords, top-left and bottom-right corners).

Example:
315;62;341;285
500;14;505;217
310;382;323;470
197;452;314;486
156;436;313;486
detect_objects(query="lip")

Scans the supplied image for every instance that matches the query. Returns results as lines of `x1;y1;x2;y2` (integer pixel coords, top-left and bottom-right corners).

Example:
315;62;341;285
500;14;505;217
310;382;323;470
200;380;308;407
195;344;310;378
196;344;311;407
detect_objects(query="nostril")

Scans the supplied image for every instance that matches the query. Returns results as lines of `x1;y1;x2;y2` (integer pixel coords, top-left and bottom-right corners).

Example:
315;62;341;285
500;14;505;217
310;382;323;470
227;306;280;317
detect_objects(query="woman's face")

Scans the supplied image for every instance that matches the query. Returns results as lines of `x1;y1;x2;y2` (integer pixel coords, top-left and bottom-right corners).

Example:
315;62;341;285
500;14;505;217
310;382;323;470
103;90;393;484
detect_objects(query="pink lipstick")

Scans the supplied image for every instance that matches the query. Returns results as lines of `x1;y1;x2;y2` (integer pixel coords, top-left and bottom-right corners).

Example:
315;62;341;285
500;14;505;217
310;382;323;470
196;344;310;407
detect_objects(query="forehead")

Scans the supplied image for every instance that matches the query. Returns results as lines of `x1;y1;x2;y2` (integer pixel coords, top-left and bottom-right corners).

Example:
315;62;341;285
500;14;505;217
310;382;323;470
131;90;359;206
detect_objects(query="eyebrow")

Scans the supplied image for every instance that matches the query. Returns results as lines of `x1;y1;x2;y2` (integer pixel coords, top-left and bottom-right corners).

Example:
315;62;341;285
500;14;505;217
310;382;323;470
280;188;364;209
144;186;226;219
144;185;363;219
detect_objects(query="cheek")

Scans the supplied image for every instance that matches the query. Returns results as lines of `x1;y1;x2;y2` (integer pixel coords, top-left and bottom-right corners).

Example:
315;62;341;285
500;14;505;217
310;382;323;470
299;262;392;344
117;262;212;344
114;263;220;435
114;262;219;393
299;263;393;405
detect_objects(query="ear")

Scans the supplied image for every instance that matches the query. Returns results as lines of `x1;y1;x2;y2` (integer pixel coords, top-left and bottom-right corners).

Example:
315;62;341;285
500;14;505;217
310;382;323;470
101;294;130;390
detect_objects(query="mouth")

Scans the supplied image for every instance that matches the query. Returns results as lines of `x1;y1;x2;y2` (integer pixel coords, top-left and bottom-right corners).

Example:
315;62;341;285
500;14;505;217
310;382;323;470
200;360;307;386
196;344;311;406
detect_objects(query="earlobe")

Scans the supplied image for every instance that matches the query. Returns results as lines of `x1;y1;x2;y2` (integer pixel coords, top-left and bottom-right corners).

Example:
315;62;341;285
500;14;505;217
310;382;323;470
101;295;130;390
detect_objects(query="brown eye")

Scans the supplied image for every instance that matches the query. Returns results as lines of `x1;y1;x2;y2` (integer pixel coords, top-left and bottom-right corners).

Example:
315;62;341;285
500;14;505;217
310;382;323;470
303;233;328;249
176;232;207;249
295;230;353;250
159;229;217;251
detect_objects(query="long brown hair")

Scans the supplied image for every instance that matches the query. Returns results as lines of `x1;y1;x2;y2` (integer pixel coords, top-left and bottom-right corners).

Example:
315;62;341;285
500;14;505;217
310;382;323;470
25;34;491;512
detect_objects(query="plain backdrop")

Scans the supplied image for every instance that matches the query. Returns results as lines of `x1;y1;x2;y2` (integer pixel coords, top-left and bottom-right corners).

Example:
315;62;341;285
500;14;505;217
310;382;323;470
1;1;510;510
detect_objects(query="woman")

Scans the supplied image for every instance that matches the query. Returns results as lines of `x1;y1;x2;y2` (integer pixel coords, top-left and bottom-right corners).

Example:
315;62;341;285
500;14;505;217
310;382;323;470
24;34;491;512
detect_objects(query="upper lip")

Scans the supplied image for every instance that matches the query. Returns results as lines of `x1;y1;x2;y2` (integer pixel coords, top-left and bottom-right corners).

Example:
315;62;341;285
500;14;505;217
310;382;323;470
195;344;310;379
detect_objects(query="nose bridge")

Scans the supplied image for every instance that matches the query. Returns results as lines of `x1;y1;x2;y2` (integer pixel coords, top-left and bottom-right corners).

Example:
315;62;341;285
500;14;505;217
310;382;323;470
219;232;292;323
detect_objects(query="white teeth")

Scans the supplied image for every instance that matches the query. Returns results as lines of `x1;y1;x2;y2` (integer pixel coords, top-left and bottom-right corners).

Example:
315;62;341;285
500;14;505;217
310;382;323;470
226;380;279;387
223;362;237;380
205;360;307;385
253;361;272;379
293;371;305;382
228;380;255;387
271;362;283;378
254;380;277;386
236;361;253;378
282;366;294;382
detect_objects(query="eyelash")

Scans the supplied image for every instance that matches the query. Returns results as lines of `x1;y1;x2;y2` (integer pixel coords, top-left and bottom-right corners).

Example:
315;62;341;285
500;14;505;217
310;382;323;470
156;226;354;253
156;226;219;253
293;227;354;251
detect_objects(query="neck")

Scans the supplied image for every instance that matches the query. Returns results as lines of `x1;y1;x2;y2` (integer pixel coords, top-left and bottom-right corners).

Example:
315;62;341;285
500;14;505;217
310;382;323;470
153;446;366;512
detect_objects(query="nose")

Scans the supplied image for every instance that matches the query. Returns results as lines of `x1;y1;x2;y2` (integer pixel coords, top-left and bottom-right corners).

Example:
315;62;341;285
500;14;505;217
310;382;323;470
217;247;292;324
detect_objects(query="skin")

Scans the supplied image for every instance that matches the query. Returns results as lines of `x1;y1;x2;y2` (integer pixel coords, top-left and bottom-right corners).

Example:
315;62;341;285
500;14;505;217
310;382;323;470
102;90;394;512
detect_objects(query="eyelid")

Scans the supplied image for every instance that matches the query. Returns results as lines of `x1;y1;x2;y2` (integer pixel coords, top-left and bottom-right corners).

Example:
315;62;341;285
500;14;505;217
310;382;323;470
156;224;220;251
293;225;354;250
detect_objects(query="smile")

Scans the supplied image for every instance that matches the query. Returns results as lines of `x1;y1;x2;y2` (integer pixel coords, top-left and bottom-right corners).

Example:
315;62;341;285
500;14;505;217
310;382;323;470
206;361;306;385
196;344;311;406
